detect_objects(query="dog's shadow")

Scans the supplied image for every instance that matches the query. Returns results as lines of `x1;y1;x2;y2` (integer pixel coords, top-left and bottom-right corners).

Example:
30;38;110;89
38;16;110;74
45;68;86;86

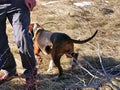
38;56;120;82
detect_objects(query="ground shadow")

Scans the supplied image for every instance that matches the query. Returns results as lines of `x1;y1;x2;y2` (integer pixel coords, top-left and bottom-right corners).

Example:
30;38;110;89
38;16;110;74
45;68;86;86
0;56;120;90
36;55;120;90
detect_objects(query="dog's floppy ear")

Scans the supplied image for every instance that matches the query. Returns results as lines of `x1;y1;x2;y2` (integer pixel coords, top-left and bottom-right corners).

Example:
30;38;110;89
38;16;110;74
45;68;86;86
29;24;34;32
29;23;44;36
29;24;34;36
29;23;44;31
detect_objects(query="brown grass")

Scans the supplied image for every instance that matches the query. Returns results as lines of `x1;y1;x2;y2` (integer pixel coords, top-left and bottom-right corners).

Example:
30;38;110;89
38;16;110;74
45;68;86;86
1;0;120;90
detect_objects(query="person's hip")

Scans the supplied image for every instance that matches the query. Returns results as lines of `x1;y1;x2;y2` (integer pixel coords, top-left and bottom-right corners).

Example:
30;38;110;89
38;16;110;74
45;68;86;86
0;0;28;11
0;0;10;4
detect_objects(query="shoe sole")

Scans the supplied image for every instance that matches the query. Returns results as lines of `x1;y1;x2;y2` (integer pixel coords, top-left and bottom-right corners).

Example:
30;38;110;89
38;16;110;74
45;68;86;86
0;73;18;85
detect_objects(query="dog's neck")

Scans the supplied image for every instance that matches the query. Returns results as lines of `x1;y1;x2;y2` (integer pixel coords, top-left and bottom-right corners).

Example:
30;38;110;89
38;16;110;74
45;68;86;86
32;23;40;34
32;24;44;40
29;23;44;40
32;28;41;41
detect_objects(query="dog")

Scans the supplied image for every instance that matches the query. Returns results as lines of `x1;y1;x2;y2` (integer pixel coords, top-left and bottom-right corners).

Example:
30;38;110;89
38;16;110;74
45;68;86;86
29;23;98;77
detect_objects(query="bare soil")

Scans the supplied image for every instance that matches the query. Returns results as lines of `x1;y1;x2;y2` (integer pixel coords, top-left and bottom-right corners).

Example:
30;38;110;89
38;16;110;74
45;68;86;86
0;0;120;90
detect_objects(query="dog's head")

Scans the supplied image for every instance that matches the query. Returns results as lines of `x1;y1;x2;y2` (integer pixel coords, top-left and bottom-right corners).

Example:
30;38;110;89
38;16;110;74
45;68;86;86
29;23;43;37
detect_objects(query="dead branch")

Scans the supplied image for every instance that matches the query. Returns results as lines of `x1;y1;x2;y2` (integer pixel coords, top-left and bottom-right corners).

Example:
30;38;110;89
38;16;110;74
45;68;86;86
65;43;120;90
97;43;120;90
67;54;99;78
84;60;104;76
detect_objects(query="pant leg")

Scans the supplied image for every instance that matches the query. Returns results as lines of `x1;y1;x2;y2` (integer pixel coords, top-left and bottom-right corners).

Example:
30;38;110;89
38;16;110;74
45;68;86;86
7;7;36;78
0;4;16;72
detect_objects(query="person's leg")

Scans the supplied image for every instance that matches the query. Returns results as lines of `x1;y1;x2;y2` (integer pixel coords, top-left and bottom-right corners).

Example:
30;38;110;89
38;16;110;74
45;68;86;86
0;4;17;75
7;6;37;89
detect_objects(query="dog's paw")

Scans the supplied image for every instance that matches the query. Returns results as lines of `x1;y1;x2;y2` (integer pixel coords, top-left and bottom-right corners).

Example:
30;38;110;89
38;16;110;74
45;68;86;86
47;68;51;72
54;75;59;79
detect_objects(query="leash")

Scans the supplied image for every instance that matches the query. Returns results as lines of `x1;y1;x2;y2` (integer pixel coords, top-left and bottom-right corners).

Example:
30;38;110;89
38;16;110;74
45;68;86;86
0;48;9;69
0;57;5;70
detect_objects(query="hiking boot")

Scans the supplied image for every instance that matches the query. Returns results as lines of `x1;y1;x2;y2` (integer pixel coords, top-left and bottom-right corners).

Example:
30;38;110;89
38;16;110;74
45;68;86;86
0;69;18;85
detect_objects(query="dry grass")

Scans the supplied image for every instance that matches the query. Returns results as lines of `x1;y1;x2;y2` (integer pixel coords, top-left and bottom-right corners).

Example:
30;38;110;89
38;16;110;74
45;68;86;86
0;0;120;90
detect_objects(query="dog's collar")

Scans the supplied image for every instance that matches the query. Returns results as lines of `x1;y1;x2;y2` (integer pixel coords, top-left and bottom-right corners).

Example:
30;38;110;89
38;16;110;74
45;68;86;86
32;28;40;41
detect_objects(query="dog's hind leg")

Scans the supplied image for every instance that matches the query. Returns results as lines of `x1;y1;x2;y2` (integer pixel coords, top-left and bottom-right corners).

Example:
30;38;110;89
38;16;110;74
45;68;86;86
71;53;79;69
52;54;63;77
66;52;79;69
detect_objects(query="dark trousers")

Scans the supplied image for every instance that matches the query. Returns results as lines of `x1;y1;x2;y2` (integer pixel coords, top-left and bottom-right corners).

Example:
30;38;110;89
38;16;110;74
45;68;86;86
0;3;36;78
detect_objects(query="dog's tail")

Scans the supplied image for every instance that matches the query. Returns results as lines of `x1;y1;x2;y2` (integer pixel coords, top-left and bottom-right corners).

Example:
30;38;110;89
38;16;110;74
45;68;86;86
71;30;98;44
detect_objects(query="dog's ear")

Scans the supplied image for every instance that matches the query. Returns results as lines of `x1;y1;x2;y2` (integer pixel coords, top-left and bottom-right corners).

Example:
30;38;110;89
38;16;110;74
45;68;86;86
29;24;34;32
29;23;44;31
29;24;34;36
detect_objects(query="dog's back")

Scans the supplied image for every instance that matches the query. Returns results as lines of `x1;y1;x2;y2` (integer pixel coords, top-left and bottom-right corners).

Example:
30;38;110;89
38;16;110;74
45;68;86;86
50;32;71;44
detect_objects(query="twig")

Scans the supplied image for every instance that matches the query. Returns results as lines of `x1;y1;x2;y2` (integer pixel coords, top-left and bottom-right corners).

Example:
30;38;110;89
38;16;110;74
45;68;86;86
65;84;99;90
65;71;119;90
97;43;120;89
84;60;104;76
110;64;120;72
78;63;98;78
67;54;99;78
97;43;108;76
64;73;86;86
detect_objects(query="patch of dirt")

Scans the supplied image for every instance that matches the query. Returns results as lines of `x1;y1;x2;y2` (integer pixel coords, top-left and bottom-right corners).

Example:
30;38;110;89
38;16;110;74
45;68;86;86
2;0;120;90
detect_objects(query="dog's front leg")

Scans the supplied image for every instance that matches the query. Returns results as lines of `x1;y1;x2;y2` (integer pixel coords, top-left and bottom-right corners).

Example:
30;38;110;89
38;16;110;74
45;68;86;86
47;58;54;72
35;54;42;65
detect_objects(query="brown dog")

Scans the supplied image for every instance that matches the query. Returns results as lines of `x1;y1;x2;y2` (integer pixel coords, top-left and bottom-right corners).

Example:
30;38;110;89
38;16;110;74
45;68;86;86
29;23;98;77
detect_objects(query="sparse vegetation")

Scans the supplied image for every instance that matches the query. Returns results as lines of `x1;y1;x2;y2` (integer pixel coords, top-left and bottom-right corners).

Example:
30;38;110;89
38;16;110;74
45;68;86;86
1;0;120;90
